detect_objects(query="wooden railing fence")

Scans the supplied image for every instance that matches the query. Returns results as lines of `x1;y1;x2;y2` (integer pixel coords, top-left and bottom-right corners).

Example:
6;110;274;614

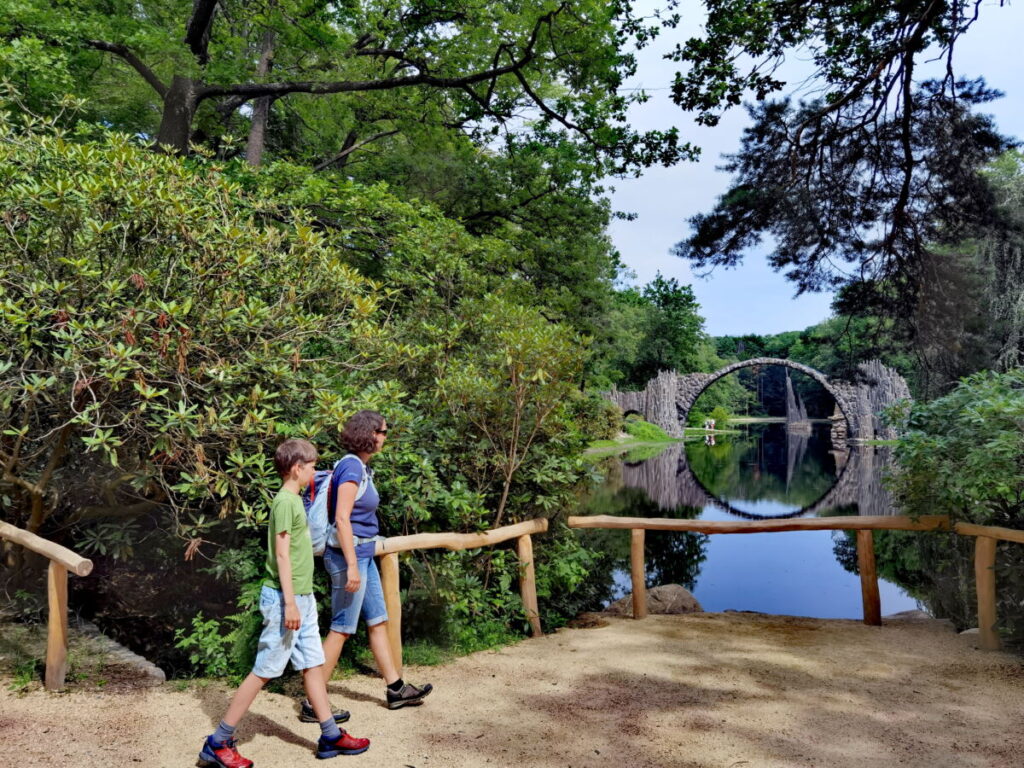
0;521;94;691
6;510;1023;691
568;514;1024;652
372;518;548;675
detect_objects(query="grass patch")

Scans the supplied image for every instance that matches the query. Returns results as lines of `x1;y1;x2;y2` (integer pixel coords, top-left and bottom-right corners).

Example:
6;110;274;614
622;443;676;462
0;620;165;692
355;640;457;669
623;417;671;442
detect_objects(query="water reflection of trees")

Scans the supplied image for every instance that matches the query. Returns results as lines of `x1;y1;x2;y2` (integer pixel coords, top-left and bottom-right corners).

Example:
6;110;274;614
835;528;1024;644
685;424;837;510
577;476;708;598
577;426;922;610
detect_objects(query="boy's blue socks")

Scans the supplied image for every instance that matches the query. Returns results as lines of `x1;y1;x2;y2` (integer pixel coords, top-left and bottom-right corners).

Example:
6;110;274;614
320;717;342;742
211;720;237;745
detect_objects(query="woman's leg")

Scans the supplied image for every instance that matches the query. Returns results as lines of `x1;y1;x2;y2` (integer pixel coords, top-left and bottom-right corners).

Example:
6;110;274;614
321;630;349;684
321;548;367;684
366;623;399;685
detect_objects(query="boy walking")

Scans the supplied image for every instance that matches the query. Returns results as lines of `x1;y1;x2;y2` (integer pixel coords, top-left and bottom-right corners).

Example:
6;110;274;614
198;439;370;767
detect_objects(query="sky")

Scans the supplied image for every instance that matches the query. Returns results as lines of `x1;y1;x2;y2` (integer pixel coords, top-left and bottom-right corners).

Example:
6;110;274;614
608;0;1024;337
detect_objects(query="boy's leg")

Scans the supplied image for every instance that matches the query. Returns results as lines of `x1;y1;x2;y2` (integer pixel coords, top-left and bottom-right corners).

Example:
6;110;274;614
200;585;289;767
223;672;269;726
305;664;371;757
199;673;270;768
295;592;371;759
302;665;336;725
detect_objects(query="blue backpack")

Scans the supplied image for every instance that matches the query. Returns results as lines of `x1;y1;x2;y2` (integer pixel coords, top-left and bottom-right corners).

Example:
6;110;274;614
302;454;368;556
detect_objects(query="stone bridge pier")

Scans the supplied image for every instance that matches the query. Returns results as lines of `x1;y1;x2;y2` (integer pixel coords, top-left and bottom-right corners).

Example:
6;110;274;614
606;358;910;442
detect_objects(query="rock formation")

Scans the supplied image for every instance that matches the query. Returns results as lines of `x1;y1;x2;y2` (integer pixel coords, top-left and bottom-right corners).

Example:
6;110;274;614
604;584;703;616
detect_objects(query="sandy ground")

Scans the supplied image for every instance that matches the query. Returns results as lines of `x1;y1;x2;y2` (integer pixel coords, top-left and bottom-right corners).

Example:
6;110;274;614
2;612;1023;768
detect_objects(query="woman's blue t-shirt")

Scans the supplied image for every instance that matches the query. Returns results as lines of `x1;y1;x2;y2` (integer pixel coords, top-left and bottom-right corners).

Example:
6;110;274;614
327;456;380;558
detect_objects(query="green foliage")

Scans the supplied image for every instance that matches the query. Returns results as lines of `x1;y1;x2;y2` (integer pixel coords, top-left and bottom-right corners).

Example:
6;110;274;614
0;108;388;547
570;395;622;442
434;295;586;525
4;0;695;170
631;275;704;382
76;520;140;561
623;418;672;443
0;110;615;674
876;370;1024;645
708;406;731;425
592;274;711;390
888;370;1024;526
533;527;608;629
428;549;523;651
677;78;1012;382
8;658;41;693
174;614;236;679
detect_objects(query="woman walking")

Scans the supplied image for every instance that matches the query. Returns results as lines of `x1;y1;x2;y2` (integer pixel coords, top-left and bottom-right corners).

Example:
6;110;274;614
317;410;432;711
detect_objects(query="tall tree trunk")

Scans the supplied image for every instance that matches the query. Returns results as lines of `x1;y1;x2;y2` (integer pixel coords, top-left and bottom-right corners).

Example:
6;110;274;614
155;75;203;154
246;30;277;167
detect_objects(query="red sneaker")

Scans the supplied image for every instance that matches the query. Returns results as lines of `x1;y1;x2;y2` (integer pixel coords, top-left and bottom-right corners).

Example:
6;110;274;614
316;730;371;758
198;736;254;768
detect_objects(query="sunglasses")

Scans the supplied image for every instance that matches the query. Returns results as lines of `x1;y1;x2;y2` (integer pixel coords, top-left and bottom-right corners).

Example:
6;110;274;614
375;428;389;435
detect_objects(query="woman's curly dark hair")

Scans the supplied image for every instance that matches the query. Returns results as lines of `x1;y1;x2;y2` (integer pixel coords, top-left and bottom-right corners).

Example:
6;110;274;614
340;409;384;455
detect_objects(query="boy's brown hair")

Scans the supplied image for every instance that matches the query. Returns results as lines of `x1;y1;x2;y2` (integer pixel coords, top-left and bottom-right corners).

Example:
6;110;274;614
274;438;318;479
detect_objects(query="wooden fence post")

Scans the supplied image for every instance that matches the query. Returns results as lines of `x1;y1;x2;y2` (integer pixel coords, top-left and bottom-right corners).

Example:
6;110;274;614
379;552;403;676
516;534;542;637
631;528;647;619
45;561;69;691
975;536;1001;651
856;529;881;626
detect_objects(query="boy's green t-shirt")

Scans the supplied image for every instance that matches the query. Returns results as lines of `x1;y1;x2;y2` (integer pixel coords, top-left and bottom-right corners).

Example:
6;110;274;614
263;488;315;595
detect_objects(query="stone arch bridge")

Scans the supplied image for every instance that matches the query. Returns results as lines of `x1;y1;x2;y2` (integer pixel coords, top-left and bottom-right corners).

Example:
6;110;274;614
606;358;910;442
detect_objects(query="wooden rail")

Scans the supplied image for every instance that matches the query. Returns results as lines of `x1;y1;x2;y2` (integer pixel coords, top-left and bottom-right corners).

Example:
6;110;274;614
568;514;1022;649
0;521;94;690
373;518;548;674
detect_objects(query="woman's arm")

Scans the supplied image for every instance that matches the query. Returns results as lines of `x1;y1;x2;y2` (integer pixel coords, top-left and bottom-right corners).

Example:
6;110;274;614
334;481;361;593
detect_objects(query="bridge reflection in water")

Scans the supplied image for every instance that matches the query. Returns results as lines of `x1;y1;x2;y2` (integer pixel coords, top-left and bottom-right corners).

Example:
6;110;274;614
618;423;897;520
580;423;918;618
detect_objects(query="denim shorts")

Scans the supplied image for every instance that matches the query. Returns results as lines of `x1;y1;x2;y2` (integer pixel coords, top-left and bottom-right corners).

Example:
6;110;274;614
251;585;325;678
323;548;388;635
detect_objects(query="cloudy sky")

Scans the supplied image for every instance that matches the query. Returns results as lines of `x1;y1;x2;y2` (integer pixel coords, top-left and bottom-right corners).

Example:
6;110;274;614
608;0;1024;337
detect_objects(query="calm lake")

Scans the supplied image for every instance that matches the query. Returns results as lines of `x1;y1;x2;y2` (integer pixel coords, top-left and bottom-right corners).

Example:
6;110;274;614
576;422;920;618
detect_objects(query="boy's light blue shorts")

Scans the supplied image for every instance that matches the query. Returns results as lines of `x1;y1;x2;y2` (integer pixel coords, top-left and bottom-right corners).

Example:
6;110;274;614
251;585;325;678
324;549;388;635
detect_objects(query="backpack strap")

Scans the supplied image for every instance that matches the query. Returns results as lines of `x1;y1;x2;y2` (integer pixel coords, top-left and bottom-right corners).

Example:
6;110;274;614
327;454;369;525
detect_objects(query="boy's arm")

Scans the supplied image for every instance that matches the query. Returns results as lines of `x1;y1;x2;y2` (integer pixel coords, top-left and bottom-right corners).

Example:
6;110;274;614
275;531;301;630
334;482;361;593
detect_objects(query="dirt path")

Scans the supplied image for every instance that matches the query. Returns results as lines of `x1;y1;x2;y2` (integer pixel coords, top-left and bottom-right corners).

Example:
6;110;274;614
2;612;1023;767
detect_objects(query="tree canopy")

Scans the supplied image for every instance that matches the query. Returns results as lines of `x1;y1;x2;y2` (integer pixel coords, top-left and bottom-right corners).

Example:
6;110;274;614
665;0;1017;345
2;0;693;169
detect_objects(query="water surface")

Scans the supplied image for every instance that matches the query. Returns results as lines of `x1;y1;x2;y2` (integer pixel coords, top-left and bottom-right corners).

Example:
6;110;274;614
577;422;919;618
